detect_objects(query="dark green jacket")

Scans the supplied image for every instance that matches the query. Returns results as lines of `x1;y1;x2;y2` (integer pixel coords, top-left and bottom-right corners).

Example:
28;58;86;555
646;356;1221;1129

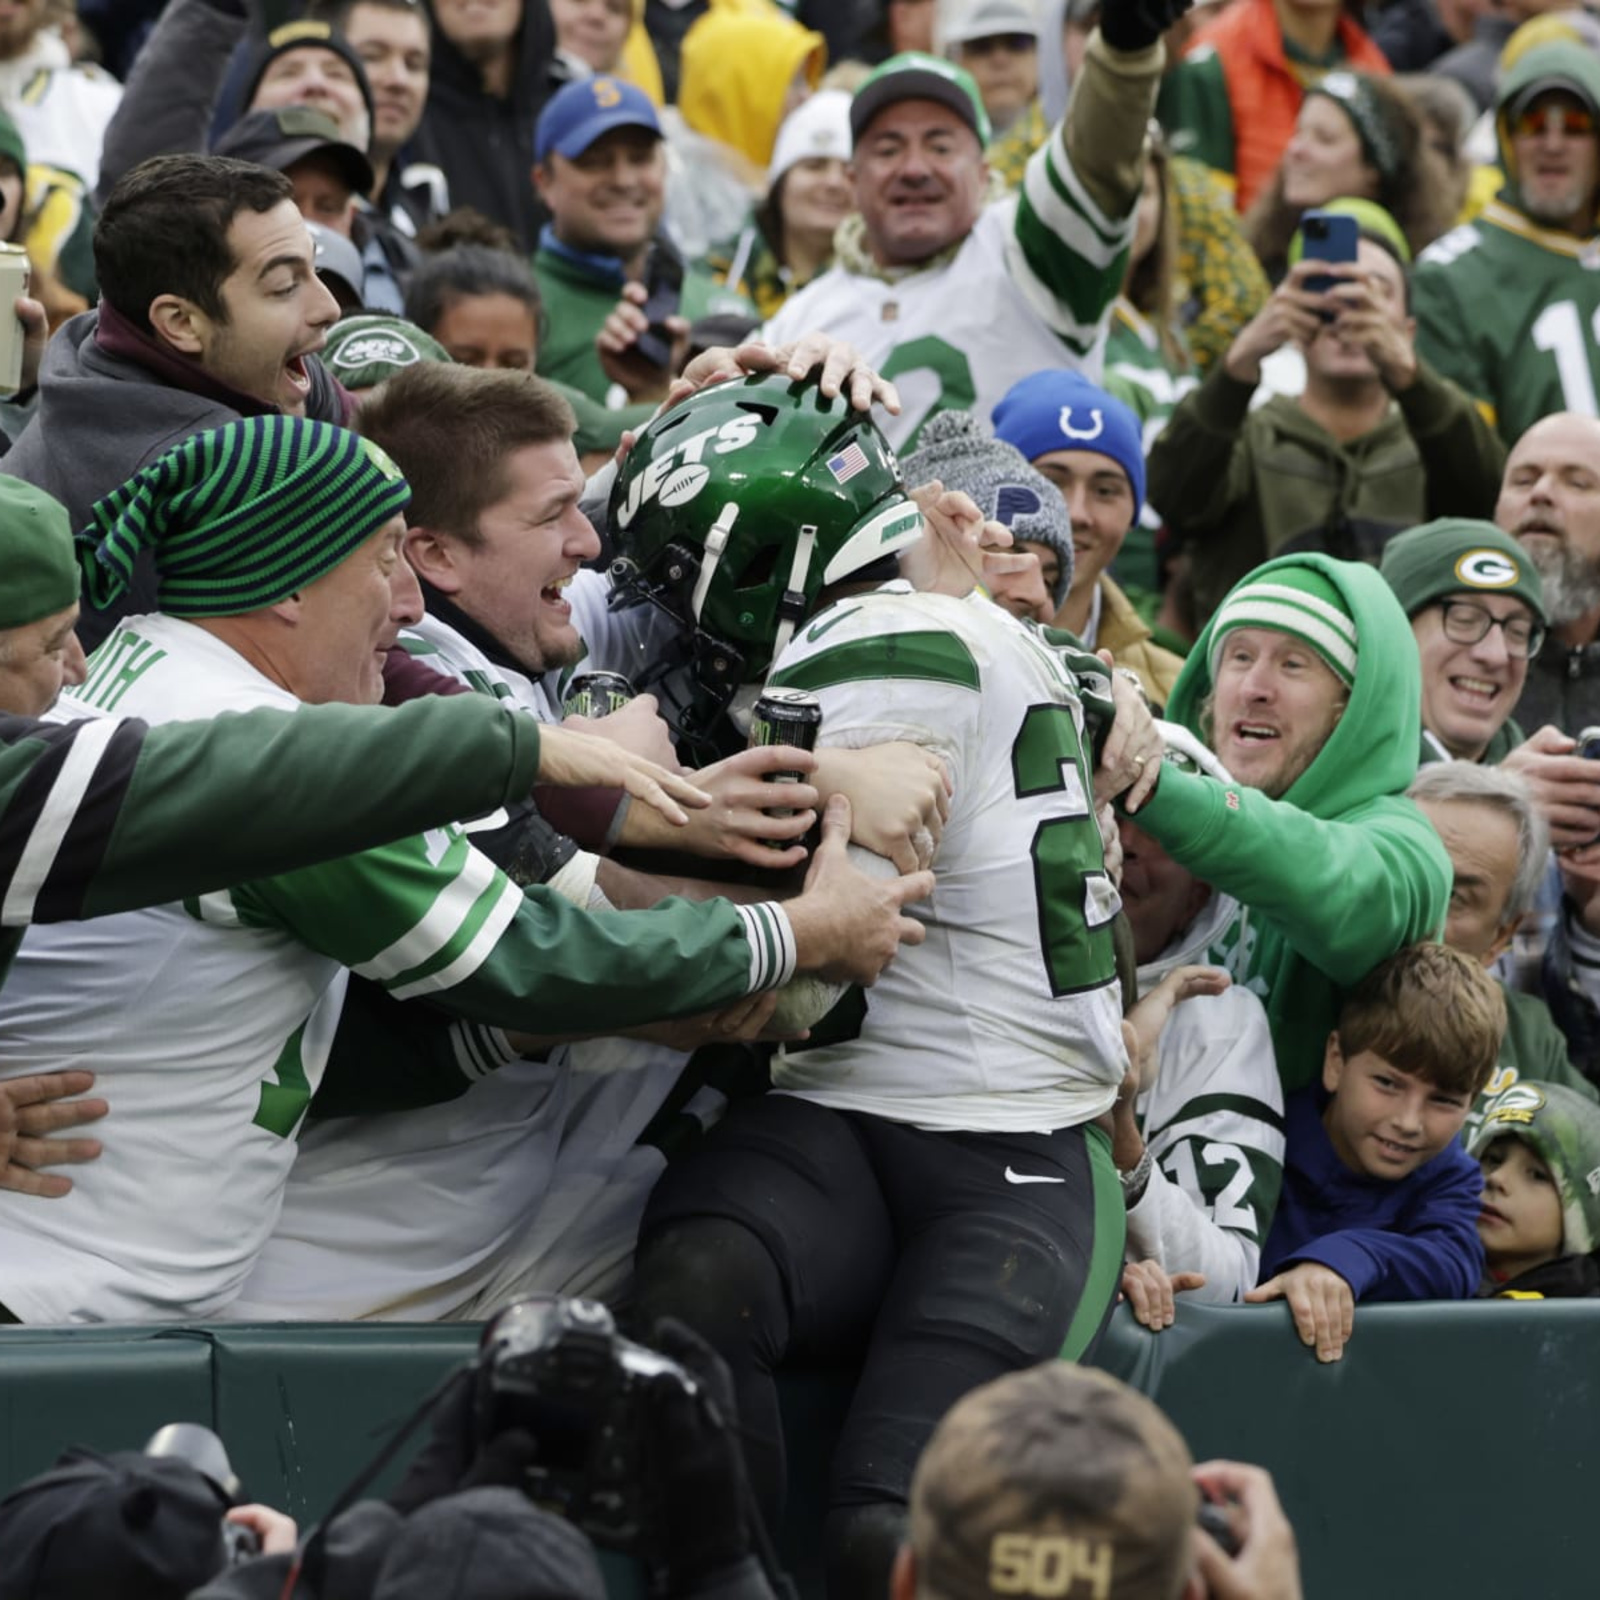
0;695;543;984
1149;358;1506;624
532;244;753;405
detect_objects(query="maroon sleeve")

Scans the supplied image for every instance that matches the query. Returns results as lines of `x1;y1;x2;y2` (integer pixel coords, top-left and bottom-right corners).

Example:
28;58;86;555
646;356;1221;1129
381;650;474;705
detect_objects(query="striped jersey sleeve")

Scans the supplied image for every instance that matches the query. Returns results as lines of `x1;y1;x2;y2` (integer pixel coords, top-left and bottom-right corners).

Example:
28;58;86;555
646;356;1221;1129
1126;987;1285;1297
231;826;797;1037
0;712;147;928
1011;113;1138;357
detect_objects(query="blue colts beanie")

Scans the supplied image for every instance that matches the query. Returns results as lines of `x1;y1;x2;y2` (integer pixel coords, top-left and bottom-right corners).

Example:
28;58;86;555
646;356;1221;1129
991;370;1146;518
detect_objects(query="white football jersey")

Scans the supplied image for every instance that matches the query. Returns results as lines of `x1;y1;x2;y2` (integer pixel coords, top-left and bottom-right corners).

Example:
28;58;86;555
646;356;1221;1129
0;618;344;1321
767;585;1127;1132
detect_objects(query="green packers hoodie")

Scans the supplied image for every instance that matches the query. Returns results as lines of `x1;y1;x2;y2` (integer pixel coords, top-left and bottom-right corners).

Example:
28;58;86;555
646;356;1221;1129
1127;553;1453;1093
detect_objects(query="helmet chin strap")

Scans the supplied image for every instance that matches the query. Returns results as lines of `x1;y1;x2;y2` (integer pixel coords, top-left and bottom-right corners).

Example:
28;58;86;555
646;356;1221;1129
690;502;740;627
766;523;818;682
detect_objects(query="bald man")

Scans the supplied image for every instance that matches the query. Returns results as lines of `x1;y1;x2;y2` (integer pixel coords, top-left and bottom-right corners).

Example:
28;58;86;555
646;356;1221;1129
1498;412;1600;735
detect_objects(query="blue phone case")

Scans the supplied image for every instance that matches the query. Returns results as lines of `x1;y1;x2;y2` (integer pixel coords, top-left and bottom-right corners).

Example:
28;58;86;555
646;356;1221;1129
1300;211;1359;293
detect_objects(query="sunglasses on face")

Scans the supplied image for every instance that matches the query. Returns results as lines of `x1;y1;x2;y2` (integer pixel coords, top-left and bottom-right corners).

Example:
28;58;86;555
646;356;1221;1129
1512;103;1597;139
962;32;1037;55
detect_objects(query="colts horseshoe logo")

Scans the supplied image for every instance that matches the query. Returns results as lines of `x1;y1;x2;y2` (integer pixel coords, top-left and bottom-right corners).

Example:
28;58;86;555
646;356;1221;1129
1058;406;1104;442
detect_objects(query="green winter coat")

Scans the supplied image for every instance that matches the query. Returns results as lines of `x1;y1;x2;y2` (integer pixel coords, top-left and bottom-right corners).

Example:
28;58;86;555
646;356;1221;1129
1129;553;1453;1093
1148;358;1506;624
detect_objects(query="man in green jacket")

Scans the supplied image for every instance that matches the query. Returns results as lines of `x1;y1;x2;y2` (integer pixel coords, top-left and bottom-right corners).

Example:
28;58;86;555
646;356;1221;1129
1148;200;1504;626
530;76;752;408
1124;553;1453;1092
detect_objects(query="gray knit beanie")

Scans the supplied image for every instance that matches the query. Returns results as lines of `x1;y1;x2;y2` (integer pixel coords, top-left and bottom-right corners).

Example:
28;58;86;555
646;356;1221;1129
902;410;1074;607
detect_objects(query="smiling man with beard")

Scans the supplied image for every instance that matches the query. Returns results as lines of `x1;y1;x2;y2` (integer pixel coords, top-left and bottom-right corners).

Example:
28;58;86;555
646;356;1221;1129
4;154;346;648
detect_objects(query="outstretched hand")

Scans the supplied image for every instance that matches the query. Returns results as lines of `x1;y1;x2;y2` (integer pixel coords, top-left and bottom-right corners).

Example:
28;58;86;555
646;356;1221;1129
0;1070;107;1198
536;723;711;827
1244;1261;1355;1363
786;795;934;985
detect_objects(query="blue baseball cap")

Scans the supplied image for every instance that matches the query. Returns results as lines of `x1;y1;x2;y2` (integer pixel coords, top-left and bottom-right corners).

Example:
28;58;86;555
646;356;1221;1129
535;76;662;164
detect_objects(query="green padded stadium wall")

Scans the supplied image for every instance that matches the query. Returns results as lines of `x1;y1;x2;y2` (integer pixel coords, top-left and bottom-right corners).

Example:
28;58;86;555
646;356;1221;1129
2;1302;1595;1600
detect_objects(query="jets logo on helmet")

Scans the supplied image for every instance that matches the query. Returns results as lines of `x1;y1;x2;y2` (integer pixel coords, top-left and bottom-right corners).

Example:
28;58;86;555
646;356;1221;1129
608;375;921;753
1454;550;1520;590
614;416;761;529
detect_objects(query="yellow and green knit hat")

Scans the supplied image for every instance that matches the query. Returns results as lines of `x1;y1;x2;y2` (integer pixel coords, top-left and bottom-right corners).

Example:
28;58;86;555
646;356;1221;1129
79;416;411;619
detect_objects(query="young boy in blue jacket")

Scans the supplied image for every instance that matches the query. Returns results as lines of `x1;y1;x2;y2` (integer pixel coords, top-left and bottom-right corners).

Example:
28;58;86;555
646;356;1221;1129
1247;943;1503;1361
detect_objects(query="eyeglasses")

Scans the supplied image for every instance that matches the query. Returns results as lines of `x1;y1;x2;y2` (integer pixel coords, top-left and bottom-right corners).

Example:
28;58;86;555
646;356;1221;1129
961;32;1038;55
1437;600;1545;659
1511;103;1597;140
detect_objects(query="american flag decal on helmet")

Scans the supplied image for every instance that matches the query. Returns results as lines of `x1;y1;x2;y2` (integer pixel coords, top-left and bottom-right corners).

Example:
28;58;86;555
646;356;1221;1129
826;442;869;483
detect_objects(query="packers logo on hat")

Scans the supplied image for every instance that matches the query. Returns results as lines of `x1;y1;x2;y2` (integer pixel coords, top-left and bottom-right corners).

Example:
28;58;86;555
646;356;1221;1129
1482;1081;1545;1126
1455;549;1521;590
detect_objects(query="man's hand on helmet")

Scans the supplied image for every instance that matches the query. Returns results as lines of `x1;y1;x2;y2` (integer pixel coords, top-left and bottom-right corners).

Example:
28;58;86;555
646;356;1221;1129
662;336;901;420
784;795;934;985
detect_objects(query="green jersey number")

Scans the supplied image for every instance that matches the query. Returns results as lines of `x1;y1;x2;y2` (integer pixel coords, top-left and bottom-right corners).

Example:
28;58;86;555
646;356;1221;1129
879;336;977;449
1531;300;1600;414
1011;702;1118;996
254;1021;313;1139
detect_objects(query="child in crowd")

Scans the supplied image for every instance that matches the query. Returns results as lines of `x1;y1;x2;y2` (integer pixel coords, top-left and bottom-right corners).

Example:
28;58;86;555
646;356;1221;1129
1246;943;1502;1360
1471;1082;1600;1300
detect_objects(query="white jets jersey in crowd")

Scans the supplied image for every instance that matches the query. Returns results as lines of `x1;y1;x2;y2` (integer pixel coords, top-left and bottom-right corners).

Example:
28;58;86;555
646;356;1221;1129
236;601;686;1320
0;618;349;1321
766;584;1127;1132
764;115;1131;449
1127;881;1284;1301
0;613;789;1322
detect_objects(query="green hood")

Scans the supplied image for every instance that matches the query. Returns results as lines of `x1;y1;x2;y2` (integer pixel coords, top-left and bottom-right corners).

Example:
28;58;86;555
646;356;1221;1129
1167;552;1423;820
1494;41;1600;222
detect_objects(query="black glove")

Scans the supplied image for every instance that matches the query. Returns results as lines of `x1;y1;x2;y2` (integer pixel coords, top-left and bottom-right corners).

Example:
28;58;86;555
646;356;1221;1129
1099;0;1194;54
638;1318;756;1590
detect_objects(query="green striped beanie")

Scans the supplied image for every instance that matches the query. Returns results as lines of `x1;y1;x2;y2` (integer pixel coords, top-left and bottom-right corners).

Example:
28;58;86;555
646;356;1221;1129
78;416;412;619
1208;567;1359;688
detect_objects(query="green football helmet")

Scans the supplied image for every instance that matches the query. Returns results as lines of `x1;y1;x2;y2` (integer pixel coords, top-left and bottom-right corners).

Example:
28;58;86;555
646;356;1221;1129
607;374;923;748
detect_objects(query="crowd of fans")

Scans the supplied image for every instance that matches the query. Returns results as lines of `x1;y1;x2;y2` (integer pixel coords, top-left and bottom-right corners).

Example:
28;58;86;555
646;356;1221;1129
2;0;1600;1593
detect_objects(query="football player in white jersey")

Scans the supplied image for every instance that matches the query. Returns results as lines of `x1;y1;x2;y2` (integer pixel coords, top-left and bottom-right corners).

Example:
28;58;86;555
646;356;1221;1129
603;374;1164;1600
